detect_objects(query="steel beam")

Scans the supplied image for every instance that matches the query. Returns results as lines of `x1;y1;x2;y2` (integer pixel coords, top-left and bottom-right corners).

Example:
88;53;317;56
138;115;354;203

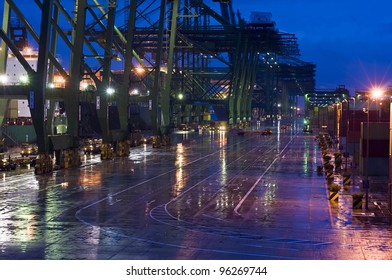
119;0;137;137
61;0;87;146
29;0;53;153
162;0;179;134
95;1;117;143
0;1;10;129
151;0;167;135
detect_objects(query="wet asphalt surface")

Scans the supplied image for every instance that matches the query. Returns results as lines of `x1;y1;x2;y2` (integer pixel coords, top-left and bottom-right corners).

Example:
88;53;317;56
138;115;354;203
1;119;392;260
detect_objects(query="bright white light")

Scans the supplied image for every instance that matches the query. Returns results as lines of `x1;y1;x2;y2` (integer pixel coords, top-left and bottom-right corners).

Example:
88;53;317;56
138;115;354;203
48;83;55;88
129;89;139;95
20;75;29;84
106;87;115;95
178;93;184;100
0;74;8;84
81;82;88;90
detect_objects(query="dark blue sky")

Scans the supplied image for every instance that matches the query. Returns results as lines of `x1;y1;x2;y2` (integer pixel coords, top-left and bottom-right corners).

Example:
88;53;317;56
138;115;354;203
2;0;391;94
233;0;392;93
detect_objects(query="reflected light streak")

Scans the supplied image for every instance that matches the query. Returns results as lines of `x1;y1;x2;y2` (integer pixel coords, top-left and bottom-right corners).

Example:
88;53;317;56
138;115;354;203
303;142;309;172
262;182;278;207
219;144;227;186
0;212;12;245
173;143;187;197
80;168;103;187
313;146;318;164
218;131;228;184
85;226;101;246
218;131;227;148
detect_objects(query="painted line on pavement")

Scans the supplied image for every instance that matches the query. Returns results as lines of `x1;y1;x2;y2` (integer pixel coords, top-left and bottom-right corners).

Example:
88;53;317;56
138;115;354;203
233;136;295;216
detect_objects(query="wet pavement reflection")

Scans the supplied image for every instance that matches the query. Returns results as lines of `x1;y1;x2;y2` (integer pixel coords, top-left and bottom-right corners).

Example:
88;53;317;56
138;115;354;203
1;119;392;259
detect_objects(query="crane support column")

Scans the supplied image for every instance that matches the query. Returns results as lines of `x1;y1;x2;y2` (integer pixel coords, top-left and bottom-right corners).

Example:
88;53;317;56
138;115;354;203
235;36;249;126
97;0;116;147
119;0;138;140
150;0;167;139
0;1;9;128
162;0;179;135
32;0;53;174
66;0;86;145
242;46;258;123
229;32;244;127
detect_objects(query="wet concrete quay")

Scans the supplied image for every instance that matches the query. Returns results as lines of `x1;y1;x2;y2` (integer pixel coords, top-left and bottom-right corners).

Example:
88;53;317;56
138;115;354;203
1;120;392;260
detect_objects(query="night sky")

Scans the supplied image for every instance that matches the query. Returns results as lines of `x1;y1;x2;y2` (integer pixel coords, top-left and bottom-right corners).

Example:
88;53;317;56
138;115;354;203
233;0;392;93
2;0;391;94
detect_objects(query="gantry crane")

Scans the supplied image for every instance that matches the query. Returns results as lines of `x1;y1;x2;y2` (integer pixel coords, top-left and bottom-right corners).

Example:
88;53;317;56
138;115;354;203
0;0;315;174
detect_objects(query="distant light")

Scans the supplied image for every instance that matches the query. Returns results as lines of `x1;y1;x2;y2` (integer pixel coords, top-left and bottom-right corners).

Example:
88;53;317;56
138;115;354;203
20;75;29;84
48;83;55;88
371;87;384;99
178;93;184;100
135;67;145;75
129;89;139;96
81;82;88;90
0;74;8;84
106;87;115;95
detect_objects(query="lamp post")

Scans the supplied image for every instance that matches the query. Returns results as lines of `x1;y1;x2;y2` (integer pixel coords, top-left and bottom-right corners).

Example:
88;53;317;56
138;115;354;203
336;101;343;148
350;97;356;168
346;97;357;171
345;99;349;172
364;88;384;209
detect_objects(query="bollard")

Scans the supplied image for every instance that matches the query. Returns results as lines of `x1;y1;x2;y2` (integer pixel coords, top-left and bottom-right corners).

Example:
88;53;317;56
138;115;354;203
116;141;130;157
152;136;161;148
328;183;340;201
101;143;114;160
343;173;351;185
34;153;53;175
352;193;364;209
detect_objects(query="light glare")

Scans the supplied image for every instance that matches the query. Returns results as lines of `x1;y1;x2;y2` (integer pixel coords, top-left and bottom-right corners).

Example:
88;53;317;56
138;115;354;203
371;87;384;99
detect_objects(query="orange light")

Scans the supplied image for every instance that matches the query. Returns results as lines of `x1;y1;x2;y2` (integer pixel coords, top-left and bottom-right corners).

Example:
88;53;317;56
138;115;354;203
371;87;384;99
135;67;145;75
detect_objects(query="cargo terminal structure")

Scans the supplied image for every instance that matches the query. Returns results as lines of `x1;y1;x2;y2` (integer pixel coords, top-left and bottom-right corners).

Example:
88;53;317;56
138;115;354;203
304;86;392;212
2;1;392;262
0;0;315;173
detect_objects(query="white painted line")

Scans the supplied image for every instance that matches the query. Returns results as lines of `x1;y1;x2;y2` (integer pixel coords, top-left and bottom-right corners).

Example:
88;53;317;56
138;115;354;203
233;137;295;216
